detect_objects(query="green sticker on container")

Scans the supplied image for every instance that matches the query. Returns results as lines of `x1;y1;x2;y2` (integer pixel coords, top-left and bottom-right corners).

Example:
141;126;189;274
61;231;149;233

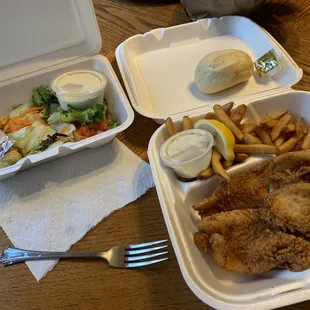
254;49;282;77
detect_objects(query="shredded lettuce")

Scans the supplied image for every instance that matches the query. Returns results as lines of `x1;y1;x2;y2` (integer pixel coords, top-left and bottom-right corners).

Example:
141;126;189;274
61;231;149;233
9;103;32;118
107;120;120;128
8;126;32;152
32;86;53;106
60;103;106;124
23;123;56;155
39;106;49;121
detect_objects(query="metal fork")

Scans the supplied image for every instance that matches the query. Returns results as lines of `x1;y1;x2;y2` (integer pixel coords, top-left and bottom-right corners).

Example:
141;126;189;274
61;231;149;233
0;240;168;268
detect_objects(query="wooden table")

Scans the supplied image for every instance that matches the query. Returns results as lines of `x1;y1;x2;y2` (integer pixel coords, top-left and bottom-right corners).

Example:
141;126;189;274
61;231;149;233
1;0;310;309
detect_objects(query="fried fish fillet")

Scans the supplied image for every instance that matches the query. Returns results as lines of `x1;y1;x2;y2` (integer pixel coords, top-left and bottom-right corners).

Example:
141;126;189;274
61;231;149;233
195;209;310;273
260;182;310;236
194;151;310;273
193;151;310;216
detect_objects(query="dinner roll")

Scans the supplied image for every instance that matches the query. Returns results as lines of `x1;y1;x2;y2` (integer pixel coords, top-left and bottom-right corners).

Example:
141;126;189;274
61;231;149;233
195;49;254;94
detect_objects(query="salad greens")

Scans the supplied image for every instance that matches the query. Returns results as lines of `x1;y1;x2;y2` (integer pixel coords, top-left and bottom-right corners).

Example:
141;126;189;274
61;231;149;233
0;85;119;168
60;103;106;124
32;85;56;106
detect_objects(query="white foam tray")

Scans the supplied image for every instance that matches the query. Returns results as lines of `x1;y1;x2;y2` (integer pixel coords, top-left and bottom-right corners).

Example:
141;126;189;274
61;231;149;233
0;56;134;180
0;0;134;180
148;90;310;310
116;16;302;124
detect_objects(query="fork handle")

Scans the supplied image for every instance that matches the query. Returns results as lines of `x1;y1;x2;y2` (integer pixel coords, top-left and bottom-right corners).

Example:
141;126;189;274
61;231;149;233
0;247;108;266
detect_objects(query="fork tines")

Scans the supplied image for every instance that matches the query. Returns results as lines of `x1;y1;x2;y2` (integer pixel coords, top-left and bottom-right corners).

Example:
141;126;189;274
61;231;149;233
124;239;168;267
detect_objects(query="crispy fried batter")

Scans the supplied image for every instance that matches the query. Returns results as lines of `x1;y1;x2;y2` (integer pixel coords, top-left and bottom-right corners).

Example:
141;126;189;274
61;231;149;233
193;151;310;215
261;182;310;236
194;160;271;215
195;209;310;273
194;151;310;273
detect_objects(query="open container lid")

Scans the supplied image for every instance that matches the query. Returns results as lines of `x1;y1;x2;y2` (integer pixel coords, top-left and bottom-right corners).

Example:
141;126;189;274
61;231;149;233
116;16;303;123
0;0;101;86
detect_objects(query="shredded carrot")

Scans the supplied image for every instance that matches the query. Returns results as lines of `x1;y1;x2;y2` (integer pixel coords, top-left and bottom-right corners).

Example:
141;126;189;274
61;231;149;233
60;125;70;134
33;113;46;125
3;116;33;133
3;122;11;133
21;106;44;116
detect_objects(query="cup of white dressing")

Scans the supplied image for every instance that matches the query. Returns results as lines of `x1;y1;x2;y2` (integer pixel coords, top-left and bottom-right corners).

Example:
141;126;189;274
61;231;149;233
160;129;214;179
51;70;107;110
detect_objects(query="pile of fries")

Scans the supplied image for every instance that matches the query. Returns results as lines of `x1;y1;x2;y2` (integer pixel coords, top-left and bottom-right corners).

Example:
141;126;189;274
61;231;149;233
165;101;310;181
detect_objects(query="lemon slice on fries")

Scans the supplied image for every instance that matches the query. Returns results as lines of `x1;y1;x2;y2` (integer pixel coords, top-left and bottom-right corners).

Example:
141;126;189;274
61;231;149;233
194;119;235;161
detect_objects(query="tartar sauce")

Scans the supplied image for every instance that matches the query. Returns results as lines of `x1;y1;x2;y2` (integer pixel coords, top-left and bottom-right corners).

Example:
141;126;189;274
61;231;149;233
160;129;214;178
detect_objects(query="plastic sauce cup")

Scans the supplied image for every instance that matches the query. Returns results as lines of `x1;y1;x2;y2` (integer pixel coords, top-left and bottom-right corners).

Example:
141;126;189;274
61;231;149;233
160;129;214;178
51;70;107;110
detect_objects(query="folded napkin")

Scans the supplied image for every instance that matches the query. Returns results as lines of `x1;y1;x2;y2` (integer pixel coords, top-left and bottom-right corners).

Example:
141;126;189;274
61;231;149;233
0;139;154;281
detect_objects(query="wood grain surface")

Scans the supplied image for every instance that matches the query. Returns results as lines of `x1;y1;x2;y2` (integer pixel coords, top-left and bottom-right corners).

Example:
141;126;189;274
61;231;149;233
1;0;310;309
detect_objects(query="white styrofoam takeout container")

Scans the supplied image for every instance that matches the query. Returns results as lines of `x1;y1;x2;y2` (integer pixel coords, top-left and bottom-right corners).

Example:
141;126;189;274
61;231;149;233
148;92;310;310
116;16;302;124
117;15;310;310
0;0;134;180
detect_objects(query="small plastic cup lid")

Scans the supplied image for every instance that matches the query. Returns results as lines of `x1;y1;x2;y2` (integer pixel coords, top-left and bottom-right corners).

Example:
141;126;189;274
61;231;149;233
51;70;107;99
160;129;214;165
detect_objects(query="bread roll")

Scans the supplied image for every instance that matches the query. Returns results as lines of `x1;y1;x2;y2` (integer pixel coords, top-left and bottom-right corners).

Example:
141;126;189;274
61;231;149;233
195;49;253;94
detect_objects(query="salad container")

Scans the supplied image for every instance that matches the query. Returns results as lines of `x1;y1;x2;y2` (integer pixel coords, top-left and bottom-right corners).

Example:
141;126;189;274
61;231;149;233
0;1;134;180
116;16;310;310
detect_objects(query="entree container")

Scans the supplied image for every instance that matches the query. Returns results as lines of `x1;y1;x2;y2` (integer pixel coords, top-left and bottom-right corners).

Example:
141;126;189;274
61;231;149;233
116;15;310;310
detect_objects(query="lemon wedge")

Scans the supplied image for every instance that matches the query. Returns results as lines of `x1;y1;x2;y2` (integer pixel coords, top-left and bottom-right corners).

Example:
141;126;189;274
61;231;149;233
194;119;235;161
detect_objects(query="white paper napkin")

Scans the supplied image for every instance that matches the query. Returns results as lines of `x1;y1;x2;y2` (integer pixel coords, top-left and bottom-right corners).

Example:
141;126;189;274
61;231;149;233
0;139;154;281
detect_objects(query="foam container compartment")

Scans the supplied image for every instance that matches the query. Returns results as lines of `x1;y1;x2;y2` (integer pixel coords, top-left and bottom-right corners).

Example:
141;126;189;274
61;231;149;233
148;90;310;310
0;0;134;180
116;16;302;123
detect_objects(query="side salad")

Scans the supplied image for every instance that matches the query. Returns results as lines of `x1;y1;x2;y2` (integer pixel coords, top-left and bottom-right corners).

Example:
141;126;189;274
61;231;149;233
0;86;119;168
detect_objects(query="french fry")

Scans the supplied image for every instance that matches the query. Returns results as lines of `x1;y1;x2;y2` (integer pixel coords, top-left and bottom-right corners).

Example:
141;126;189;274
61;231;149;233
222;160;233;169
274;133;287;147
222;102;234;114
296;118;305;136
278;135;302;154
212;150;230;181
230;104;247;126
205;112;216;120
243;133;262;144
301;131;310;150
283;123;296;132
234;144;279;154
240;123;257;134
255;127;274;146
270;114;292;141
213;105;244;140
235;153;249;162
261;111;288;124
292;142;302;151
165;117;177;136
182;116;193;130
198;167;214;179
262;120;278;129
204;102;233;120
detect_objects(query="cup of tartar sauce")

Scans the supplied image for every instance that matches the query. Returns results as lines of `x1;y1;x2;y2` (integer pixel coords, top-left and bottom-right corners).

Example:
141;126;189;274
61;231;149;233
160;129;214;178
51;70;107;110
